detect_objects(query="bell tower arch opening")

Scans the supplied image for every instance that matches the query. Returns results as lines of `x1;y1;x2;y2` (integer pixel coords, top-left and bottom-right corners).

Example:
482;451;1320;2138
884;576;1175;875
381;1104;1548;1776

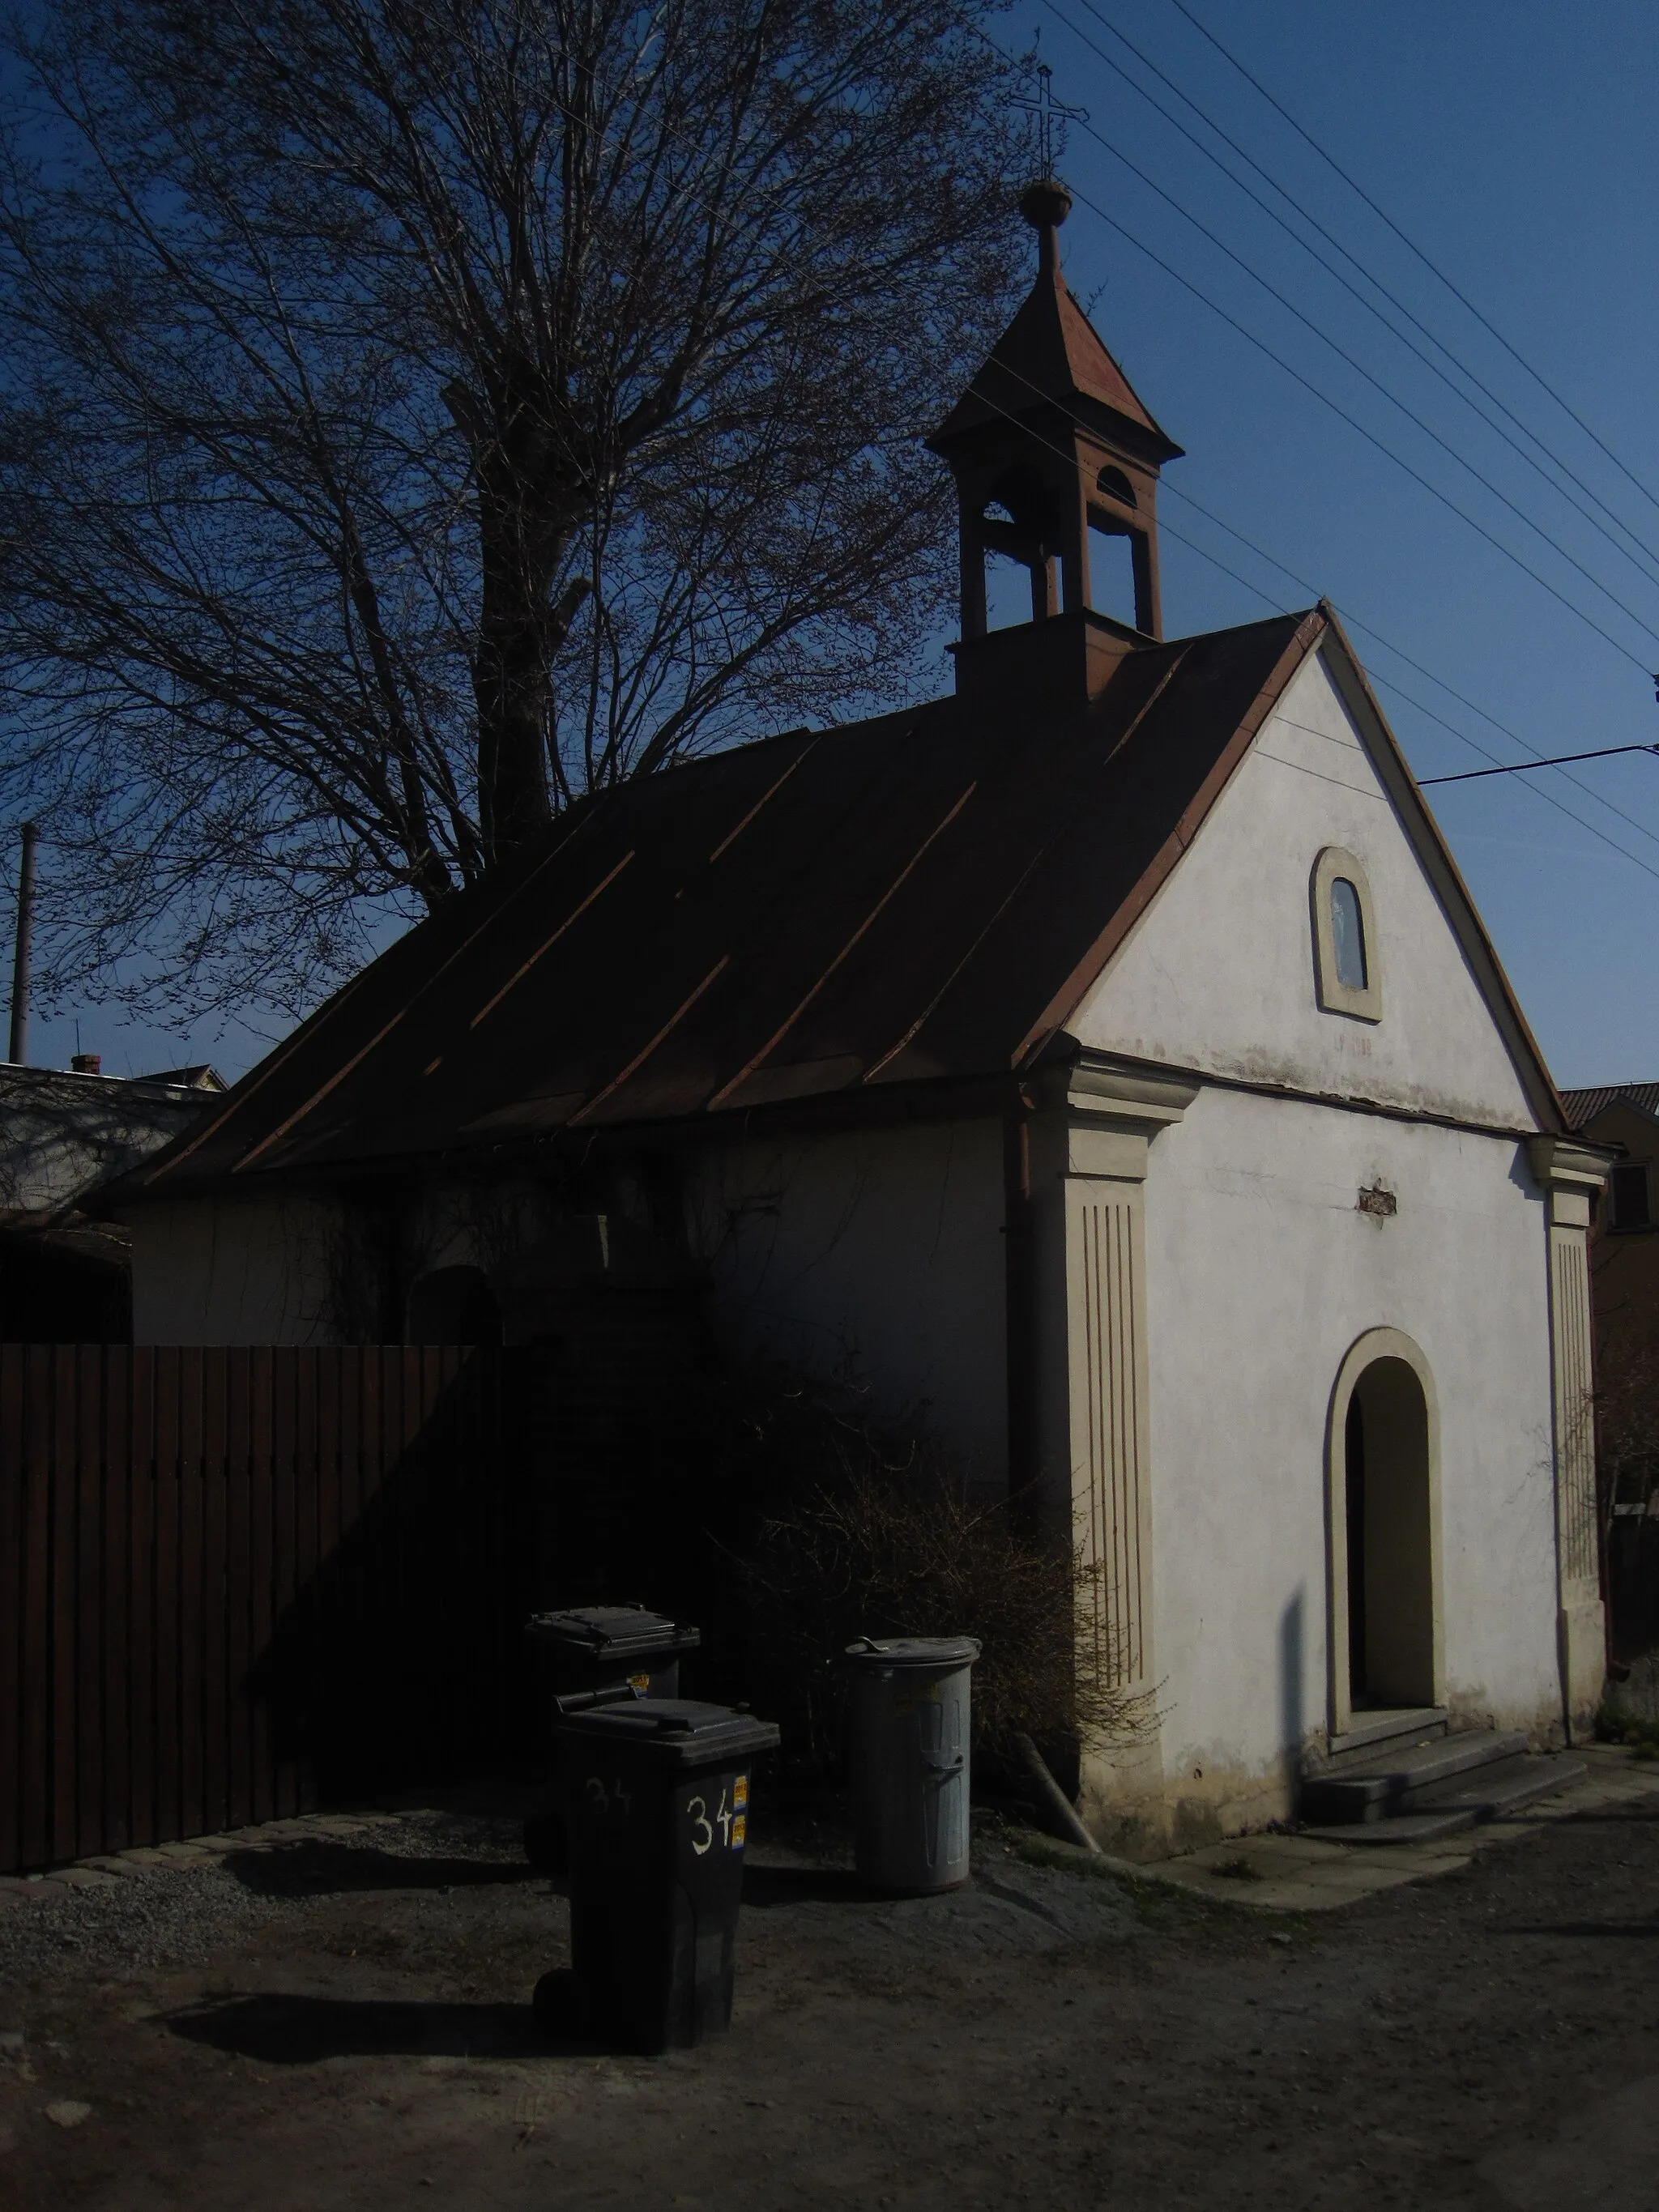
1326;1328;1444;1736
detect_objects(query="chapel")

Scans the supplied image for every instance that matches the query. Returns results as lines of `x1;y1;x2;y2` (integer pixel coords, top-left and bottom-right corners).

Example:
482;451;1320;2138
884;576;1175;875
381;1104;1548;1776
111;179;1608;1846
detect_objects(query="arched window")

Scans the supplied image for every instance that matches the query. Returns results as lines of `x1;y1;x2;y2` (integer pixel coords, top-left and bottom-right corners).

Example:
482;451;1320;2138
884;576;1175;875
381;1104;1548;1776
405;1265;502;1345
1329;877;1367;991
1096;465;1136;507
1311;848;1382;1021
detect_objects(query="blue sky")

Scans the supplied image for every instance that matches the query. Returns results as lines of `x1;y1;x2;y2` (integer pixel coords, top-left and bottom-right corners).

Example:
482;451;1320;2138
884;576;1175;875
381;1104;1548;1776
15;0;1659;1087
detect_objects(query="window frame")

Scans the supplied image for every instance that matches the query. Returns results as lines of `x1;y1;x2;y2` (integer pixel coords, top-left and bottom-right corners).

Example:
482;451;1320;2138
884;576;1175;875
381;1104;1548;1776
1311;846;1383;1023
1607;1160;1654;1234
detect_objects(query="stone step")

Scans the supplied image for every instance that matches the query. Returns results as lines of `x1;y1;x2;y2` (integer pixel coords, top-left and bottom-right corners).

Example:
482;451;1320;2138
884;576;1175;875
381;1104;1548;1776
1414;1750;1588;1820
1319;1707;1448;1772
1301;1728;1529;1824
1311;1753;1588;1845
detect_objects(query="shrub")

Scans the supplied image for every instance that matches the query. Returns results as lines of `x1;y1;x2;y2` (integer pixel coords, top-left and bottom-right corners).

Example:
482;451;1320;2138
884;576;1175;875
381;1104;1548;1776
723;1367;1152;1772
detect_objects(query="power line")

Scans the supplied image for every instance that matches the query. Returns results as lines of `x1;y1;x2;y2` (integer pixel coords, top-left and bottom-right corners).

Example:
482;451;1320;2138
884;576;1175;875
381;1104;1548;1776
1150;509;1659;884
1163;0;1659;526
998;45;1659;662
1051;161;1659;676
1043;0;1659;596
1421;746;1659;786
1158;479;1659;859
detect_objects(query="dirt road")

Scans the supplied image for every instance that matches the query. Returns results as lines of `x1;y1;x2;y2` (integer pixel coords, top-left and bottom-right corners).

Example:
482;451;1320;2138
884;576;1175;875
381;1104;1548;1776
2;1781;1657;2210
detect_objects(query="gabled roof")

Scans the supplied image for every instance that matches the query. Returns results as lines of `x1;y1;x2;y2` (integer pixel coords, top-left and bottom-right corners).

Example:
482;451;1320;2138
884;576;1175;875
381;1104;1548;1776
1560;1082;1659;1131
118;603;1567;1200
931;250;1182;458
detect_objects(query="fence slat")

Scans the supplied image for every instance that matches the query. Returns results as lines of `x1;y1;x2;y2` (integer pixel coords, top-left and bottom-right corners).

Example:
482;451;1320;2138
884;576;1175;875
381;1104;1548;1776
177;1347;205;1841
151;1348;181;1848
130;1351;156;1848
271;1351;299;1818
101;1349;132;1852
201;1350;228;1835
19;1349;50;1868
225;1349;253;1831
0;1350;24;1873
249;1347;275;1826
50;1347;79;1864
75;1347;105;1860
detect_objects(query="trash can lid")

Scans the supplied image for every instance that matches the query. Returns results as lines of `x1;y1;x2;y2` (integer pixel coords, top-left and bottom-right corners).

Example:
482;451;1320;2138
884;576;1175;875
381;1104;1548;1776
842;1635;982;1669
557;1696;781;1766
523;1605;702;1660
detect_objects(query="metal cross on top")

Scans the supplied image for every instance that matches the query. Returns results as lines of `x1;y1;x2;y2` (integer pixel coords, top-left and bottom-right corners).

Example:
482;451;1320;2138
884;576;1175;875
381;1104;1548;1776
1011;41;1088;179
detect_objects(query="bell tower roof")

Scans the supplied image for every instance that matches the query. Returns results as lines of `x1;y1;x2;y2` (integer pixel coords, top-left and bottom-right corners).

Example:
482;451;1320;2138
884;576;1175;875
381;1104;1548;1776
930;180;1182;462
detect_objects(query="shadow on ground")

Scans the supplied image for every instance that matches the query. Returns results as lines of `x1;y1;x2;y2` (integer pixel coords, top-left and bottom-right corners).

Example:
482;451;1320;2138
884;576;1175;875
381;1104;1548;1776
740;1865;868;1909
219;1842;538;1899
168;1992;606;2063
1501;1918;1659;1938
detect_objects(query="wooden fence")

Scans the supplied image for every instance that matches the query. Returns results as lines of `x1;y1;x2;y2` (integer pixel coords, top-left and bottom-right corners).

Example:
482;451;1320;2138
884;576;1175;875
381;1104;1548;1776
0;1345;531;1874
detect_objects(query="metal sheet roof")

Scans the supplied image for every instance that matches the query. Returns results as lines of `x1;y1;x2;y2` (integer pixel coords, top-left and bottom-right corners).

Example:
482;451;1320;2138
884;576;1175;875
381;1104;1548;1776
124;607;1364;1195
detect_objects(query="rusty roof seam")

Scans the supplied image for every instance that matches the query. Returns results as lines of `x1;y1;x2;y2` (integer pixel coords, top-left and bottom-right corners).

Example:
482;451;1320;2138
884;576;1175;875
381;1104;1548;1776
566;956;733;1128
1099;646;1191;769
706;737;818;863
468;849;637;1030
705;778;981;1111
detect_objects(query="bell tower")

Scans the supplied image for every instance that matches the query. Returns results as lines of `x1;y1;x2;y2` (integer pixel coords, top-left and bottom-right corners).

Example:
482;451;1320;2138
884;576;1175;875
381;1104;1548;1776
928;177;1182;678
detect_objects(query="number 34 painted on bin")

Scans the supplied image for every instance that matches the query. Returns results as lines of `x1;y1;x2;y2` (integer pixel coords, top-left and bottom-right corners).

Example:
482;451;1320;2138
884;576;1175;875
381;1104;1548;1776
688;1776;748;1856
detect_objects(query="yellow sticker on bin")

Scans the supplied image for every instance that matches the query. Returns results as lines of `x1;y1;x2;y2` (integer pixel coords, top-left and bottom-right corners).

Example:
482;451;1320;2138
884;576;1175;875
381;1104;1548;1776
628;1672;651;1692
733;1775;748;1809
731;1814;746;1848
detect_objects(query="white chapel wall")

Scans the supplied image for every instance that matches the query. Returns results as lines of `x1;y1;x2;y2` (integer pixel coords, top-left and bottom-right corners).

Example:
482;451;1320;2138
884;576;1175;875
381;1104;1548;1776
1133;1087;1559;1835
1072;646;1538;1129
1062;638;1563;1836
685;1117;1009;1498
130;1191;343;1345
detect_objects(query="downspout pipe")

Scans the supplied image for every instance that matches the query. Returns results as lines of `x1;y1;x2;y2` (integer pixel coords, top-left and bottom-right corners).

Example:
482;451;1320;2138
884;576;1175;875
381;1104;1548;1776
8;820;37;1065
1014;1730;1102;1856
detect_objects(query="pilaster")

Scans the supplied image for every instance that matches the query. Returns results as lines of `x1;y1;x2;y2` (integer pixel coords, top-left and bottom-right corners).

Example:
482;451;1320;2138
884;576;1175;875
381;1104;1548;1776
1527;1136;1611;1740
1026;1056;1195;1847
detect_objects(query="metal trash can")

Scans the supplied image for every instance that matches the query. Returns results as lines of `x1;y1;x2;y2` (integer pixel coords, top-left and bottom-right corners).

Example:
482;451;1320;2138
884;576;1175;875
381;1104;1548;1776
522;1606;701;1870
548;1697;780;2052
844;1636;980;1894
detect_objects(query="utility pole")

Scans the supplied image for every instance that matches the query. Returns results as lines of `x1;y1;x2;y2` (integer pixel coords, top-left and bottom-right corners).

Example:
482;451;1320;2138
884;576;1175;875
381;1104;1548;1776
9;820;38;1064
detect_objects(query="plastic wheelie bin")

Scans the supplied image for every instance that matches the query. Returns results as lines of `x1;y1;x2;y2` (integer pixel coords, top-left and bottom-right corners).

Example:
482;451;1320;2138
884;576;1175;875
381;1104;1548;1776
522;1606;701;1869
843;1636;980;1894
549;1696;780;2052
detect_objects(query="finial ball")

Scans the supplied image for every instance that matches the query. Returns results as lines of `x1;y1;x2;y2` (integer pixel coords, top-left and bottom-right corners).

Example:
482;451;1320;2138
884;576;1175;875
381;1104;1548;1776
1018;177;1073;232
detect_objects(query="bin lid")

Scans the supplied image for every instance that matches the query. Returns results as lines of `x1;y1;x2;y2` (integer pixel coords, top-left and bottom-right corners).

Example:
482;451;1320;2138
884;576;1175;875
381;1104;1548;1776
842;1635;981;1669
523;1605;701;1661
557;1696;781;1766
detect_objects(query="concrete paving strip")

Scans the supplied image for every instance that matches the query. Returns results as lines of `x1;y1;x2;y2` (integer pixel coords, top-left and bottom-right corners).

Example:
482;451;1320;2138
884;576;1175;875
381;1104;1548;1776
1023;1750;1659;1913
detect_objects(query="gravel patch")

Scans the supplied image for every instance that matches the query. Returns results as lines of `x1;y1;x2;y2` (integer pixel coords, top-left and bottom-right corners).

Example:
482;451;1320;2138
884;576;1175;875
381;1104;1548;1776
0;1864;300;1990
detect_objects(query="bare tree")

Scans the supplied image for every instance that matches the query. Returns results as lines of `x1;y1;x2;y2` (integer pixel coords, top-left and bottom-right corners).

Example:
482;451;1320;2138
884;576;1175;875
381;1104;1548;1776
0;0;1021;1018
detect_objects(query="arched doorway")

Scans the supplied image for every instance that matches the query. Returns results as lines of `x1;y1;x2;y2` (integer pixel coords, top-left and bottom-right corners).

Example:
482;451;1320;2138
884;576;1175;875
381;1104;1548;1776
1327;1330;1443;1735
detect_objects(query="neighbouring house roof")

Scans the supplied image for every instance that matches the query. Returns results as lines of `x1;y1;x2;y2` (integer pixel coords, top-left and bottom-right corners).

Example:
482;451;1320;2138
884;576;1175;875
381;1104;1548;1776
137;1064;227;1092
1560;1083;1659;1132
0;1063;219;1221
109;601;1567;1204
